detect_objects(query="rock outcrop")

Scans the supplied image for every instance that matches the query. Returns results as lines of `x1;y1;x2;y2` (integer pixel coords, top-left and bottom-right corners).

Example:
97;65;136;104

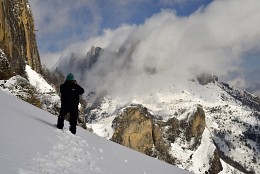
112;106;155;154
0;49;11;78
0;0;41;79
111;105;175;164
196;73;218;85
111;104;222;173
207;150;223;174
185;106;206;150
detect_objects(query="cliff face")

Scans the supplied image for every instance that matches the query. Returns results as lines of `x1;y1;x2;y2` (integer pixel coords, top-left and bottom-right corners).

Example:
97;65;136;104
0;0;41;79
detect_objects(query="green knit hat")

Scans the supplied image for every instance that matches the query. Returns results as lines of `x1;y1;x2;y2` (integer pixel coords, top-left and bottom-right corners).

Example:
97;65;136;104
66;73;74;81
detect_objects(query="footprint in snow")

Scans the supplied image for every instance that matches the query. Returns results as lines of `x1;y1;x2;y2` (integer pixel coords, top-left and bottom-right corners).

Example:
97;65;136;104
19;129;101;174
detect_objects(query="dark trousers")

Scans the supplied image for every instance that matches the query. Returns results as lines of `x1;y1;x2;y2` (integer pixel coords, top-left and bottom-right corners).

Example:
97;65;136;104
57;106;78;134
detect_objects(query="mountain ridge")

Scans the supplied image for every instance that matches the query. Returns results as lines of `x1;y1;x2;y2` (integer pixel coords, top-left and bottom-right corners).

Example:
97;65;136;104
86;76;259;174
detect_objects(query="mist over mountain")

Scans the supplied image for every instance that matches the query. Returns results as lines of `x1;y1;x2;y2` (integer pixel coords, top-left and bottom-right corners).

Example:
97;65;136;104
53;4;260;172
54;33;260;174
246;81;260;97
54;1;260;98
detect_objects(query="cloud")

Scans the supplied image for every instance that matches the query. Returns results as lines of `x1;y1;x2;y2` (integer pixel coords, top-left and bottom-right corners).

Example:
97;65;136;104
29;0;100;33
28;0;155;54
42;24;135;68
81;0;260;97
29;0;101;52
113;0;150;6
159;0;192;6
31;0;260;97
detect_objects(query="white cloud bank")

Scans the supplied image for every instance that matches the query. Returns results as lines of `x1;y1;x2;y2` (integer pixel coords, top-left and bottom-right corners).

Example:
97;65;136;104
29;0;101;55
32;0;260;96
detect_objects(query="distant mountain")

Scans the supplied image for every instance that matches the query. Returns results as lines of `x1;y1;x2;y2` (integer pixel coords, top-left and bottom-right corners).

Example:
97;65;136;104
57;46;102;82
55;46;260;173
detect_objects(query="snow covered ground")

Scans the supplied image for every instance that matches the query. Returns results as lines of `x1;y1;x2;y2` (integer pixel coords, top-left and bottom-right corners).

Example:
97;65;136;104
25;65;56;93
0;65;60;115
0;90;190;174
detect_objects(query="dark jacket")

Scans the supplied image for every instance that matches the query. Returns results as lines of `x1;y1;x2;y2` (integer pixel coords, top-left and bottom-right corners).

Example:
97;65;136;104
60;80;84;108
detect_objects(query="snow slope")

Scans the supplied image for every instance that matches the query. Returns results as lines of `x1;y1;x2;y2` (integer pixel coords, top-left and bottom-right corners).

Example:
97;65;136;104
0;90;190;174
25;65;55;93
0;65;60;115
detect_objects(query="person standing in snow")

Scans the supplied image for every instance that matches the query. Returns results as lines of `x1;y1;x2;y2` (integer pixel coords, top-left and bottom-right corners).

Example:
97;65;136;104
57;73;84;134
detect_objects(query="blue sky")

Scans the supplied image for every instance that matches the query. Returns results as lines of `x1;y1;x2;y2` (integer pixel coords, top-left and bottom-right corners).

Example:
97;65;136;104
29;0;212;53
28;0;260;96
